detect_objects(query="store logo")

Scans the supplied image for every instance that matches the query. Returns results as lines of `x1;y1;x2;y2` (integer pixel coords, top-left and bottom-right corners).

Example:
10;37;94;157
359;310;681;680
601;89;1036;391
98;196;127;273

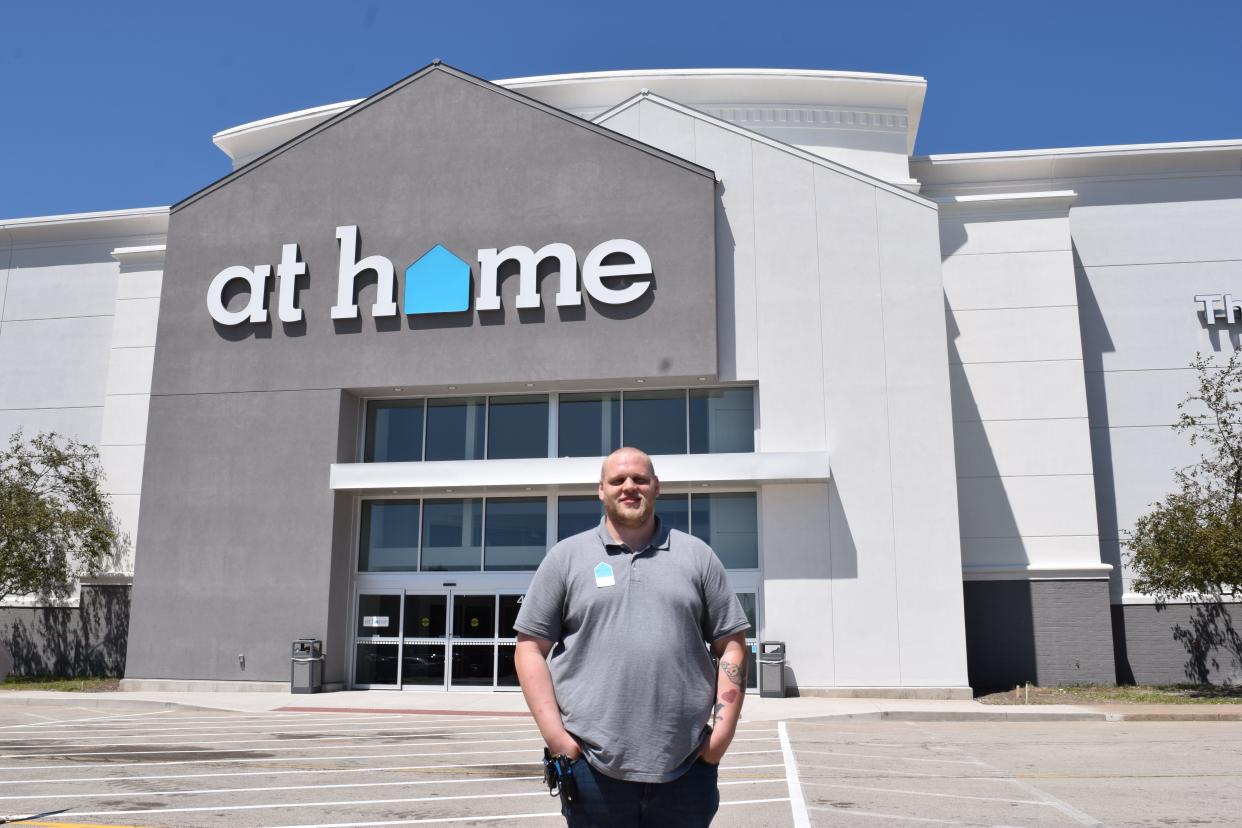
206;225;653;327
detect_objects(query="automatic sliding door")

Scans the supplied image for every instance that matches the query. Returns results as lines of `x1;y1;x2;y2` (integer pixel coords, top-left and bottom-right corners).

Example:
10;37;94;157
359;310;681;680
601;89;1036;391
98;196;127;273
402;594;448;689
449;594;495;689
354;593;402;688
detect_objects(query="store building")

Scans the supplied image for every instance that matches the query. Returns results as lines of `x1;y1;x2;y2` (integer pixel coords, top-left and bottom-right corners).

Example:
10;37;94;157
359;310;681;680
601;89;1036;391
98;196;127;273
2;64;1239;692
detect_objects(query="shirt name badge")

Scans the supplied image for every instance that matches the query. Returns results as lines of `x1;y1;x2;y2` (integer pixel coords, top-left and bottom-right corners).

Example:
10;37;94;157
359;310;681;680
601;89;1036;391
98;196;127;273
594;562;615;588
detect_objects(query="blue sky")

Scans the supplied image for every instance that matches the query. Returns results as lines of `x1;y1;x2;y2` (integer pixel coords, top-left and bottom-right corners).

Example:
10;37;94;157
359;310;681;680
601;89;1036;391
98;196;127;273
3;0;1239;218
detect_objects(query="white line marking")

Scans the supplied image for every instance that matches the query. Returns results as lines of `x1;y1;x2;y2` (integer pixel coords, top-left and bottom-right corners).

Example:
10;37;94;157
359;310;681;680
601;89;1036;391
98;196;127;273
0;733;547;770
793;748;986;766
2;713;403;736
778;720;812;828
0;710;163;729
265;796;792;828
807;803;971;824
898;720;1101;826
3;746;545;785
0;724;541;757
715;762;785;771
793;761;1000;779
1;717;529;743
800;779;1057;806
0;766;545;801
43;788;552;818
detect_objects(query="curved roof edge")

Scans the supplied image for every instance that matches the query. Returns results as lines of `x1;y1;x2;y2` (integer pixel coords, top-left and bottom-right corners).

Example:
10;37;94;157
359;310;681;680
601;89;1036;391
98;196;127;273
913;139;1242;190
0;206;169;246
213;67;929;168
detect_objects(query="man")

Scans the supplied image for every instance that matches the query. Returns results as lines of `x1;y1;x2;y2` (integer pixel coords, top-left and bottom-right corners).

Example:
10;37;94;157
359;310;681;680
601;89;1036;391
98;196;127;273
514;446;751;827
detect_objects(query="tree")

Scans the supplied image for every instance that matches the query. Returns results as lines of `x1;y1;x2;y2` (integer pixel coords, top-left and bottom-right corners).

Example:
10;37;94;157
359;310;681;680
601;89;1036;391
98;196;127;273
1128;352;1242;599
0;431;119;604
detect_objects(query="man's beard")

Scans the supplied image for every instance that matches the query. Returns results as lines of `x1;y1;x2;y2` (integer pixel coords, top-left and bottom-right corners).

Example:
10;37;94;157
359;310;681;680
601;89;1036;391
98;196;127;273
604;496;653;529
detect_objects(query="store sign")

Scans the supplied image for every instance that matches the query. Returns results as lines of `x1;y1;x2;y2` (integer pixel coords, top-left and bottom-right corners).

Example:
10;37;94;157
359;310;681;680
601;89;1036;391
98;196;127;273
1195;294;1242;324
206;225;653;326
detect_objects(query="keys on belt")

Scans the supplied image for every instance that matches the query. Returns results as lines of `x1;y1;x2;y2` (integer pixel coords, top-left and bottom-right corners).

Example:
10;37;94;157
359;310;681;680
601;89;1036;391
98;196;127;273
542;747;579;805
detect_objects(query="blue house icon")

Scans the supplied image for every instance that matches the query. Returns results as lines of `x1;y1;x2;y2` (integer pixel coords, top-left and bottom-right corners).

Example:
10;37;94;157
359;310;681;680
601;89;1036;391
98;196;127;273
404;244;470;315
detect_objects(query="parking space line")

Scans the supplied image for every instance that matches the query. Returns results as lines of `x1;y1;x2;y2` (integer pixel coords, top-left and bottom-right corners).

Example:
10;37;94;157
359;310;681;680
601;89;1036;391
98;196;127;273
0;710;163;730
24;788;557;818
806;803;972;824
0;724;543;758
790;748;985;766
778;721;812;828
0;734;547;771
4;713;404;736
792;760;998;779
2;718;536;744
3;747;546;785
897;722;1101;826
800;779;1057;806
264;796;793;828
9;760;783;791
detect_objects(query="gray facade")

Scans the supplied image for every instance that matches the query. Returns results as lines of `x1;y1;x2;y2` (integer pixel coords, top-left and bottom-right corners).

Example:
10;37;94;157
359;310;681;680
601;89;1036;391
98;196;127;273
126;66;718;684
964;579;1116;691
0;584;130;678
1113;602;1242;686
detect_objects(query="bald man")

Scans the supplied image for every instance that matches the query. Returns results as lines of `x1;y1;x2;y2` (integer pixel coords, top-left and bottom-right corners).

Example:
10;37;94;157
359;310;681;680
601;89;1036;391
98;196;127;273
514;447;750;827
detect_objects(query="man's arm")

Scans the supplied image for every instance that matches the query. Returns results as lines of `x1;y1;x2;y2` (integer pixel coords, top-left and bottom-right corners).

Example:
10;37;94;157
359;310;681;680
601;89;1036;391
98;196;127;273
514;632;581;760
700;631;748;764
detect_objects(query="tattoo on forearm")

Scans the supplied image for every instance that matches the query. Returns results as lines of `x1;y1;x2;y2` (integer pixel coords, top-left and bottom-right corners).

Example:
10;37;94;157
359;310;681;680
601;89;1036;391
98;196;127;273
721;689;739;704
712;702;724;724
721;660;744;688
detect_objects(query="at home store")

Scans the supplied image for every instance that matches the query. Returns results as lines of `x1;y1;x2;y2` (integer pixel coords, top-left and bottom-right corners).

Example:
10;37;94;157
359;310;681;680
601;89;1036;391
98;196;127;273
2;65;1240;692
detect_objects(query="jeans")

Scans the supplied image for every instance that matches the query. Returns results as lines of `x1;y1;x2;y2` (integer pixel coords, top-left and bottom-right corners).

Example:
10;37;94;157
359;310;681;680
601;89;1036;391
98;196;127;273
560;756;720;827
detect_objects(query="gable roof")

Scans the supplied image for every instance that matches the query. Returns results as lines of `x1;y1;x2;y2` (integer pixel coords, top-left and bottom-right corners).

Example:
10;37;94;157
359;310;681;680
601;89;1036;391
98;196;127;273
594;91;934;208
174;62;715;214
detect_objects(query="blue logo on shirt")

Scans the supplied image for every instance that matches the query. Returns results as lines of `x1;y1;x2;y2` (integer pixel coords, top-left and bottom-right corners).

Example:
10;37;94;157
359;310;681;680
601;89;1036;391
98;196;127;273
594;562;613;580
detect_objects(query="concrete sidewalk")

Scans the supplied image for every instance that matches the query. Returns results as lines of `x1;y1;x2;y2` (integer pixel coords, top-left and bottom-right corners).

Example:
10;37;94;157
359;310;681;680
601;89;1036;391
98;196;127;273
3;687;1241;722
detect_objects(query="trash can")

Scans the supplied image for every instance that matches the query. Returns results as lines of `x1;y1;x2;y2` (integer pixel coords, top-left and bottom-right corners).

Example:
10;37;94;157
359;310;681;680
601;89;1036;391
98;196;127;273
291;639;324;694
759;641;786;698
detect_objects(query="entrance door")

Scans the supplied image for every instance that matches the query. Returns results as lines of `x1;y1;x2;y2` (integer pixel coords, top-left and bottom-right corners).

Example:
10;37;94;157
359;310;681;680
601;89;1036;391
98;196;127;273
354;590;526;690
354;591;403;689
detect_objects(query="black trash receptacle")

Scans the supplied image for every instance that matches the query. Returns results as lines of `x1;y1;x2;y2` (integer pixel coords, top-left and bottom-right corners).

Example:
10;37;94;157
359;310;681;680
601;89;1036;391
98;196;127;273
291;639;324;694
759;641;786;698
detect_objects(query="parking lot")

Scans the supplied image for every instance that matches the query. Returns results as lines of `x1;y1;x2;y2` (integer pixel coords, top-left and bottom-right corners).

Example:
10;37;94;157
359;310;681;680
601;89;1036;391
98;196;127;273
0;703;1239;826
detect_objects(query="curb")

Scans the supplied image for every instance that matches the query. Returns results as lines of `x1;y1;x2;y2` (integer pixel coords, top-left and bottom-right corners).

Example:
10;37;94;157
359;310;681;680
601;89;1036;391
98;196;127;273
0;696;237;713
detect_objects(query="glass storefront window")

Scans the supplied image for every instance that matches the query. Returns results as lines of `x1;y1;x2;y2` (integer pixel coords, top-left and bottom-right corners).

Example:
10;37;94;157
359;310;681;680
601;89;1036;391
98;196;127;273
622;390;687;455
487;395;548;459
558;392;621;457
557;495;601;541
359;501;420;572
425;397;485;461
365;400;425;462
691;493;759;569
659;493;690;535
421;499;483;570
689;387;754;454
484;497;547;571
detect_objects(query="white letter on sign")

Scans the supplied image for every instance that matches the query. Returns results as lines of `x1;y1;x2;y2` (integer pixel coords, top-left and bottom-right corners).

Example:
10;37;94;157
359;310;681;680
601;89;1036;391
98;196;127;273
332;225;397;320
206;265;272;325
276;243;306;323
582;239;652;305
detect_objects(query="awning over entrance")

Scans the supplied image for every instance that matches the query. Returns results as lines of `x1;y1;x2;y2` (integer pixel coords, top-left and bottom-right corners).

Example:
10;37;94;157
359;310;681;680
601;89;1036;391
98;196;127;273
329;451;831;494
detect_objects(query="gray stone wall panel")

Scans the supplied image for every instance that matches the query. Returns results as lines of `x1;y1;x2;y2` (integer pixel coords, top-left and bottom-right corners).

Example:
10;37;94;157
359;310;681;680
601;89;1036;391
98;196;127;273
964;579;1115;691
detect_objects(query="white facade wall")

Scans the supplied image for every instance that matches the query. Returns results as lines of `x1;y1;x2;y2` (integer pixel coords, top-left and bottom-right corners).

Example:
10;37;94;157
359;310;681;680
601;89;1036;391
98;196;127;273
0;211;167;586
598;96;969;689
933;196;1104;581
916;144;1242;602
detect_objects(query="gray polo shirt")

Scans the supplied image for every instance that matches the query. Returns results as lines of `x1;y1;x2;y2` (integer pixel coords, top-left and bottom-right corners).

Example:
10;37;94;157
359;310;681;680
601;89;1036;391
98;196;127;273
513;518;750;783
